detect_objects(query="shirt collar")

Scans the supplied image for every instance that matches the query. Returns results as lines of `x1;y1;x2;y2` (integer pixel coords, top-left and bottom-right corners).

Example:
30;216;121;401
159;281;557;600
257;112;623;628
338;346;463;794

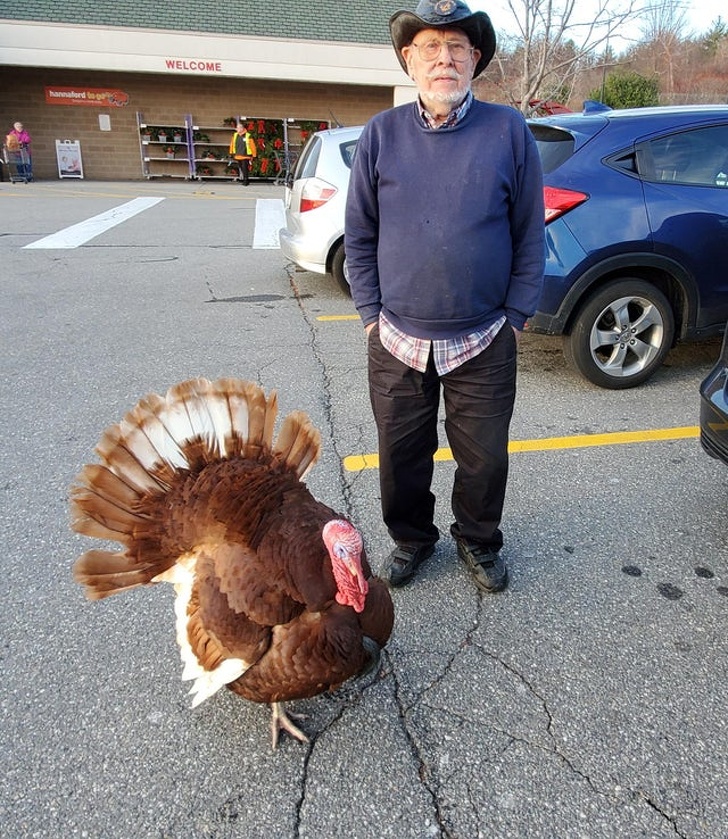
417;90;473;130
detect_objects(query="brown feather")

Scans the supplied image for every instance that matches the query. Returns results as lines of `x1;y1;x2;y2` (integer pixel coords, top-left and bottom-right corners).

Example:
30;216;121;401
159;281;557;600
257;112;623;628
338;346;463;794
70;488;150;534
73;549;162;599
229;607;368;703
73;464;142;509
273;411;321;478
188;555;272;669
357;578;395;647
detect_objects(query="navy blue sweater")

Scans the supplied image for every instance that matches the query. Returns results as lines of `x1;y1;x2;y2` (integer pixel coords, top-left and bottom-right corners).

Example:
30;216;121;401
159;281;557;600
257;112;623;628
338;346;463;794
345;99;545;337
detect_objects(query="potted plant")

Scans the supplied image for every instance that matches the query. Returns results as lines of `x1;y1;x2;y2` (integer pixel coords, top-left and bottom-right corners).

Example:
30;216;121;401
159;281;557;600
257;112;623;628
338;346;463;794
172;130;183;143
223;116;237;127
157;129;168;143
162;145;176;158
140;128;152;143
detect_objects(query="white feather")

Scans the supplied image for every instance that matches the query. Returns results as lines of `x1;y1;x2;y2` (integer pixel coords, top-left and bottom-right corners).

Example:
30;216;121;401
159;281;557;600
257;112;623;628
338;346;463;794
137;413;188;469
205;393;233;458
118;420;169;471
188;659;249;707
171;565;205;682
159;398;197;446
185;399;216;445
155;553;251;705
226;392;252;439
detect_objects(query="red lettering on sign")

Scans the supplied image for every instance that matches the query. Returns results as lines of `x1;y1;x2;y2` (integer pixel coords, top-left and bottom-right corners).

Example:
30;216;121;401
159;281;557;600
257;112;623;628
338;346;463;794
164;59;223;73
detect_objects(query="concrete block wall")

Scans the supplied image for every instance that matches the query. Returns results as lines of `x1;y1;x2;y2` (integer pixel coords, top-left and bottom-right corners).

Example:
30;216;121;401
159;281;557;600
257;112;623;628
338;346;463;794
0;67;392;181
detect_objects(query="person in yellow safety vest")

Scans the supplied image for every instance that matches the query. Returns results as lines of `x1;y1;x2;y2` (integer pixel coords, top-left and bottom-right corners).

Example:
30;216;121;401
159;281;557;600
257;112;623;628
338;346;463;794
229;123;257;185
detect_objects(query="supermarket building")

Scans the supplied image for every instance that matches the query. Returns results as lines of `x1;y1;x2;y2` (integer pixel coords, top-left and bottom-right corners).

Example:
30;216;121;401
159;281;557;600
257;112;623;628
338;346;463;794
0;0;415;181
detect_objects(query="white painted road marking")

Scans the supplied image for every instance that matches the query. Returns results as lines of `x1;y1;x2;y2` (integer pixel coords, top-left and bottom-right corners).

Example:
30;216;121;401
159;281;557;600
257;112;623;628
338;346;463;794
22;196;283;250
23;196;165;249
252;198;285;249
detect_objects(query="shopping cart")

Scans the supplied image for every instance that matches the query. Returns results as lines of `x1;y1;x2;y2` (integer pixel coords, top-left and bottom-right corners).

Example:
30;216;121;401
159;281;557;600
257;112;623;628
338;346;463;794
3;144;32;183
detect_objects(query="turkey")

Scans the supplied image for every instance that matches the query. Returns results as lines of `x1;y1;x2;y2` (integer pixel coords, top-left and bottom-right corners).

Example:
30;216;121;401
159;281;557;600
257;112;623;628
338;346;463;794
70;377;394;748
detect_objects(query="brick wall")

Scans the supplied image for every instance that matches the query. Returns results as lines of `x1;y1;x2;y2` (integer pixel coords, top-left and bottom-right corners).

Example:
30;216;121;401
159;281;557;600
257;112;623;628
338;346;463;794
0;67;393;181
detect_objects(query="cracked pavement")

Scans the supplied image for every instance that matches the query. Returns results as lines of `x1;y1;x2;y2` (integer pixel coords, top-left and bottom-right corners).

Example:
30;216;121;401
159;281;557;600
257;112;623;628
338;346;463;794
2;181;726;838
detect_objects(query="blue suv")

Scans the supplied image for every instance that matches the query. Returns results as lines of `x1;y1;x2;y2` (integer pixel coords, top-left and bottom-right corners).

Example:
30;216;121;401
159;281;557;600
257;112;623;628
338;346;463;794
528;104;728;388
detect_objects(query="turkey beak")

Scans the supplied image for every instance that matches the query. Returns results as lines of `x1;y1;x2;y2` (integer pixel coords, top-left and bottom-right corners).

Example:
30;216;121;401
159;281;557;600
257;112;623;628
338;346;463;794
341;551;368;594
343;556;362;585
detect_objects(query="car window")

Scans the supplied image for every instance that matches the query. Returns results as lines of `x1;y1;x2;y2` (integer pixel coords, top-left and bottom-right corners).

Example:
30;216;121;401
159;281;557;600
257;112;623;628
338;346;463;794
645;125;728;187
340;139;358;169
293;135;321;181
528;124;575;174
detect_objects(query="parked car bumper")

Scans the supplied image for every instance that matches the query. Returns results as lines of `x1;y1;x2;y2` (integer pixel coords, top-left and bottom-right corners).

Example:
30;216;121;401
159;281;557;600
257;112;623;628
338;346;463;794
699;328;728;464
278;225;328;275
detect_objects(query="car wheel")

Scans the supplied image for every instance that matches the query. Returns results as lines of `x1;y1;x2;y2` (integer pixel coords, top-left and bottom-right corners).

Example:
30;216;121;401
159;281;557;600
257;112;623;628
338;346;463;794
331;241;350;294
563;279;675;389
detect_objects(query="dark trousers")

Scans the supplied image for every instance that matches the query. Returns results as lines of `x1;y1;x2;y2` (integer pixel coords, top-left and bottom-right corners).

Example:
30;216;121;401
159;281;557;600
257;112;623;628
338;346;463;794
367;322;517;550
234;158;250;184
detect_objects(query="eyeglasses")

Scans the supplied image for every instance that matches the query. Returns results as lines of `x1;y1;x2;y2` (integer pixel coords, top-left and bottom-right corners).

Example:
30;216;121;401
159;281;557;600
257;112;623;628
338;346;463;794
410;40;474;62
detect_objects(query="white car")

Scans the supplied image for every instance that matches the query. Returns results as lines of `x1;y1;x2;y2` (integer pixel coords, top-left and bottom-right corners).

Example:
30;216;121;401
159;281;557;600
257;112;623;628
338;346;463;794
279;124;363;292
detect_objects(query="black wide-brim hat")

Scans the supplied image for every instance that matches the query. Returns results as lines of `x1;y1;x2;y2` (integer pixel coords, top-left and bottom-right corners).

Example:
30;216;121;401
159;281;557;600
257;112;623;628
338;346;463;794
390;0;496;78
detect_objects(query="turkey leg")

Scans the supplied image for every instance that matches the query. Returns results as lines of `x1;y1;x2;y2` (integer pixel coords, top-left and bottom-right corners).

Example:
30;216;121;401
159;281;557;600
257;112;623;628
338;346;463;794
270;701;309;749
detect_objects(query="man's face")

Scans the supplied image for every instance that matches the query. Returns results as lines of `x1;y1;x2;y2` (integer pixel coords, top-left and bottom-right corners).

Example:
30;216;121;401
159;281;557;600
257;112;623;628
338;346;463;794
401;27;480;106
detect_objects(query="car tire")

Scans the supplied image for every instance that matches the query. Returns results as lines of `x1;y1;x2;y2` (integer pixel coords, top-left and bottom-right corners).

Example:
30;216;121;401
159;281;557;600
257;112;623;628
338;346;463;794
563;279;675;389
331;241;350;294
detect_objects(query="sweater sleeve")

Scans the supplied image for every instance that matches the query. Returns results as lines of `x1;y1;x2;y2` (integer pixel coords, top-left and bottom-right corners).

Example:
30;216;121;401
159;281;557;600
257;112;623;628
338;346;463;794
344;122;382;328
504;117;545;330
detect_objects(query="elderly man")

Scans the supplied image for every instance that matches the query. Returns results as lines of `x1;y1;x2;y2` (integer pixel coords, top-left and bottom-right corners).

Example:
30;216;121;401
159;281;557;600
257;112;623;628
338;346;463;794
345;0;545;593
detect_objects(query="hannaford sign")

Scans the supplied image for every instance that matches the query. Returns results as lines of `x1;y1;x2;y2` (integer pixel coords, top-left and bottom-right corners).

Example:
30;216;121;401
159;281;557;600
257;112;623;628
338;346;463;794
45;87;129;107
164;59;223;72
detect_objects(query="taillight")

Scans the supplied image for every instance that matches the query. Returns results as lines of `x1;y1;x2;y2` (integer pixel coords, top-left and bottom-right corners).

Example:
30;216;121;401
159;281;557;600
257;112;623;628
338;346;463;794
543;186;588;223
299;178;338;212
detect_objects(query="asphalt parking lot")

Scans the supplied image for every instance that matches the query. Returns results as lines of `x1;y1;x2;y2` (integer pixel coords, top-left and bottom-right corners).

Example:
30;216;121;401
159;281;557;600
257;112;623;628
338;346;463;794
1;179;727;838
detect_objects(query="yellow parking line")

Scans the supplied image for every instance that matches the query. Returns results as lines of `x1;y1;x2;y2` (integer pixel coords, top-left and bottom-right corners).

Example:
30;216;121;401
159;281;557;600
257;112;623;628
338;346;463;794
308;317;702;469
343;426;700;471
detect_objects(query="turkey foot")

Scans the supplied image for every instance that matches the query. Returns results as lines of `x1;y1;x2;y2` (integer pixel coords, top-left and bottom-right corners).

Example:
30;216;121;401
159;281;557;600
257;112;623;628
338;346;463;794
270;701;309;749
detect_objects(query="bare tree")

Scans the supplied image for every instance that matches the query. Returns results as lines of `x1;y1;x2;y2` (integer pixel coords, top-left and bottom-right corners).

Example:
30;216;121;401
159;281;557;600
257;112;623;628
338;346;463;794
485;0;645;113
638;0;689;92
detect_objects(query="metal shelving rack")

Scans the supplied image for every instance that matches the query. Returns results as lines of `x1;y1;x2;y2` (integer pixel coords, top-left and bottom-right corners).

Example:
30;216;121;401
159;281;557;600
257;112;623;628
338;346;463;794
137;112;194;179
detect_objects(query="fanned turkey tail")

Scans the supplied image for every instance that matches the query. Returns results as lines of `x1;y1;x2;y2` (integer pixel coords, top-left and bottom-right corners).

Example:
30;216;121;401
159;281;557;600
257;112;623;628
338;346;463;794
71;377;321;599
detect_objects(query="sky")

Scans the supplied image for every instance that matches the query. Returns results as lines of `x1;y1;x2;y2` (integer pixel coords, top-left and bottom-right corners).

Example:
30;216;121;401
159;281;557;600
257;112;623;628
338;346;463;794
468;0;725;52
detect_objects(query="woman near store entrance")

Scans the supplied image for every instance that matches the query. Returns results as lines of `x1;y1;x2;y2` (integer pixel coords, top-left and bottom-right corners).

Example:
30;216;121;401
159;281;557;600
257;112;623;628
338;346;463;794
229;123;257;185
5;121;32;181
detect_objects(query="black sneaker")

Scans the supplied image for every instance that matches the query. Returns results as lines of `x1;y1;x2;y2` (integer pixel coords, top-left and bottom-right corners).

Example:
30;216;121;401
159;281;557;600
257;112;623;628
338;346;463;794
385;543;435;587
456;539;509;593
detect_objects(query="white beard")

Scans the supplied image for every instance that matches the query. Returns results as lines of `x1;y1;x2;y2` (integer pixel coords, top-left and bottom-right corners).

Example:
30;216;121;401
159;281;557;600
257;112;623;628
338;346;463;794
424;86;471;104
